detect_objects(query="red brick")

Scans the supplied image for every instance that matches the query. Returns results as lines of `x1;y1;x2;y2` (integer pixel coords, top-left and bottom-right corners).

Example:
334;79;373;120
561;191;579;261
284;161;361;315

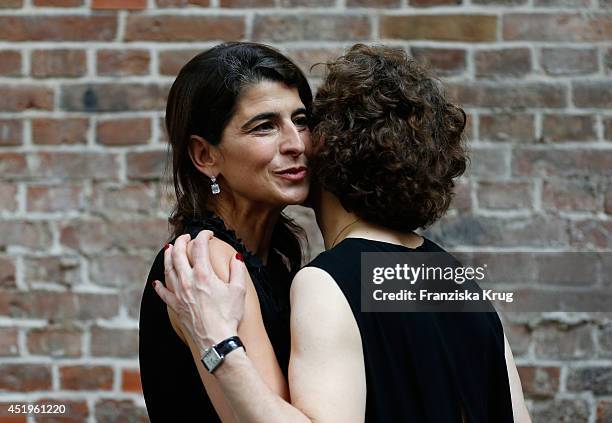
94;400;148;423
542;177;599;212
253;15;370;42
0;327;18;356
126;150;166;180
156;0;208;6
34;0;84;5
0;51;21;76
33;399;89;422
0;153;28;179
570;220;612;249
531;399;589;422
30;152;120;181
125;15;244;41
60;83;168;112
411;48;466;77
0;256;16;288
606;48;612;74
60;365;113;390
449;178;471;212
447;82;566;108
541;114;596;142
96;118;150;146
517;366;560;398
76;293;120;320
285;47;345;78
475;48;531;78
535;0;589;6
477;181;532;210
503;13;612;42
573;81;612;108
597;400;612;423
472;0;525;4
347;0;400;6
479;113;534;142
567;366;612;395
32;118;88;145
0;183;17;213
410;0;460;6
24;255;80;287
158;49;199;76
32;49;86;78
0;16;117;41
90;182;153;214
59;219;113;254
92;0;146;8
512;148;612;177
0;86;53;112
91;326;138;357
97;49;150;76
381;15;497;42
0;119;23;146
121;369;143;392
605;117;612;142
534;323;595;359
220;0;273;5
27;184;84;213
0;220;53;250
27;326;82;357
89;254;151;288
606;183;612;214
278;0;333;4
541;48;598;76
0;364;52;391
465;146;509;179
0;0;23;7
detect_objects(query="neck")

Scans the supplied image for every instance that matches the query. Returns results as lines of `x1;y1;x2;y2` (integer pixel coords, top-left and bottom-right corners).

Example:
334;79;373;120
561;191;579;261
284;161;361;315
212;199;281;265
314;190;424;250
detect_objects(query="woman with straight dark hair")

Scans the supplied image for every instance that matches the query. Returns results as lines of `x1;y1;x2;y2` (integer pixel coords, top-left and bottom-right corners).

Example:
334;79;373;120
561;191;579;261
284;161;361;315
153;44;531;422
139;41;313;422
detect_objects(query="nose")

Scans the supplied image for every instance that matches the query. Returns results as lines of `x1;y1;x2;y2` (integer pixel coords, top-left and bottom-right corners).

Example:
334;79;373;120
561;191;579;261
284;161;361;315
279;120;307;157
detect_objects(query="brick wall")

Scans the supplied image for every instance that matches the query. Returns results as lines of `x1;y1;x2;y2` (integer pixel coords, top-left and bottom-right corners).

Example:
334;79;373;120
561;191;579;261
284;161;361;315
0;0;610;421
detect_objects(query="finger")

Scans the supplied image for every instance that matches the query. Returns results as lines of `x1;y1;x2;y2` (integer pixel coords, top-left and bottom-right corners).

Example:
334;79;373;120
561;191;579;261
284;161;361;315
191;230;215;276
152;280;181;311
163;244;181;294
228;253;248;295
172;234;193;283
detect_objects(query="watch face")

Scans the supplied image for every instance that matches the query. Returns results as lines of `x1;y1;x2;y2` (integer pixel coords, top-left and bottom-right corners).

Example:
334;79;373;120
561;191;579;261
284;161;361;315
202;347;223;373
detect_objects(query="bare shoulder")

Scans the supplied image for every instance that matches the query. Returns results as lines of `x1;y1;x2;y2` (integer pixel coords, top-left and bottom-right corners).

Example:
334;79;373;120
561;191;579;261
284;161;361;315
201;236;237;283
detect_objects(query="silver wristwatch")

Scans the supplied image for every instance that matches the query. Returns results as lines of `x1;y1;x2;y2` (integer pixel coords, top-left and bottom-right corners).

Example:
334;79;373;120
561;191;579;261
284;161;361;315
201;336;245;373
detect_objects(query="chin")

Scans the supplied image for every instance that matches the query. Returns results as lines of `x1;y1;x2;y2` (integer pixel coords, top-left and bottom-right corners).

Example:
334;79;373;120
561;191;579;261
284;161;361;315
277;185;309;206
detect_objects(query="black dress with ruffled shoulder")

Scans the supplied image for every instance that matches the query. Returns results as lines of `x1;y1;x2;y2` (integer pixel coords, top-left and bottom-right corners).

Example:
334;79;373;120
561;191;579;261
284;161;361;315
139;212;293;422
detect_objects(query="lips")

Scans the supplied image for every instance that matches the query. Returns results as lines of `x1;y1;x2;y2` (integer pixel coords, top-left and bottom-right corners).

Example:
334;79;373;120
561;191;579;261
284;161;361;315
275;166;308;181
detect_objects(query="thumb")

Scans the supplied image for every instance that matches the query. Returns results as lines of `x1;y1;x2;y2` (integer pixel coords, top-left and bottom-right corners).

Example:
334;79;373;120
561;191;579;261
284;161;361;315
229;253;248;294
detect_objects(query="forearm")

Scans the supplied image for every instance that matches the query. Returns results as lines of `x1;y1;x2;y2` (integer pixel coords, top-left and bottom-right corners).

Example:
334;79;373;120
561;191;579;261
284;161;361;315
213;349;312;423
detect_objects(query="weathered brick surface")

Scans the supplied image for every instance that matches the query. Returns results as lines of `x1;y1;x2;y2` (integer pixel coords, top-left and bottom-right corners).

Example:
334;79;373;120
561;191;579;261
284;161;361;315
0;2;608;422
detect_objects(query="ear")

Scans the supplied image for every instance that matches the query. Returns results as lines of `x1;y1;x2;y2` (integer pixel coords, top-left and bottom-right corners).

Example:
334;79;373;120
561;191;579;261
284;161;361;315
188;135;221;178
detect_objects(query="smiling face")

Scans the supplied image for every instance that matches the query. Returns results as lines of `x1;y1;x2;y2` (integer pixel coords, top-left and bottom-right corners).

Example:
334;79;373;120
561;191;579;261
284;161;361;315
210;80;311;209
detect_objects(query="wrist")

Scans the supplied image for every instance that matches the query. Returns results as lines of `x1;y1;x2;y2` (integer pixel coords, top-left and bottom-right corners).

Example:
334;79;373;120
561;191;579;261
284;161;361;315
200;335;245;374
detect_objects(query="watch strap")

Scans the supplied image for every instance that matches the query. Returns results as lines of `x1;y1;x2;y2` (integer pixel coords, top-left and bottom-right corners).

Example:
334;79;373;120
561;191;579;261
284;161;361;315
215;336;245;355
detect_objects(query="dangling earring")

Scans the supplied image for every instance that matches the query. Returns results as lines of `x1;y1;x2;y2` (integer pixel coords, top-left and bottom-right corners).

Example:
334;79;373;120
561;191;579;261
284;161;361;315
210;176;220;195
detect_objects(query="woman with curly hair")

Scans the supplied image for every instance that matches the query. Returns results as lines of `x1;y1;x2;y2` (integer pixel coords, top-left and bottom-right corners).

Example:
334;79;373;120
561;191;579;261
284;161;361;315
153;44;531;422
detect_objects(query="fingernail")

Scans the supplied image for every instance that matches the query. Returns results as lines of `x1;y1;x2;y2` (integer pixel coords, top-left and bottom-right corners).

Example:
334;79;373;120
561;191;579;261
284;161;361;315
164;244;170;250
235;253;244;262
152;280;158;288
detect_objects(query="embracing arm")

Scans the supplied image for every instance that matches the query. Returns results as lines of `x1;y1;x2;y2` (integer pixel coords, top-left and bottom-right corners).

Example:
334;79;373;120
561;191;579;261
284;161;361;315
209;266;366;423
165;235;288;422
154;233;366;423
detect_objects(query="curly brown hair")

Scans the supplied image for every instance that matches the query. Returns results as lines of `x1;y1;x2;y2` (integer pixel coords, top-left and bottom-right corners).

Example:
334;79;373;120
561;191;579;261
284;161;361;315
310;44;469;232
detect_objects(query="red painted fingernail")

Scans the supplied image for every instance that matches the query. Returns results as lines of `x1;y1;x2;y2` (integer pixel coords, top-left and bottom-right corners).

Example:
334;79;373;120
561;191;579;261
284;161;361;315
235;253;243;262
152;281;158;288
164;244;170;250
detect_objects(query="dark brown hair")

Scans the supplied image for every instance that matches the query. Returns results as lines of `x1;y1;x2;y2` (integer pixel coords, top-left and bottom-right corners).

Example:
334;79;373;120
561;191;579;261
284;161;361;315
164;42;312;270
310;44;468;232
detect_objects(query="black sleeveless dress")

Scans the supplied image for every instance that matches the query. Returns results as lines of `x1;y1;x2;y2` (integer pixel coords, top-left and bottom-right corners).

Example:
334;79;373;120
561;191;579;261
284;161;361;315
139;213;293;422
305;237;514;423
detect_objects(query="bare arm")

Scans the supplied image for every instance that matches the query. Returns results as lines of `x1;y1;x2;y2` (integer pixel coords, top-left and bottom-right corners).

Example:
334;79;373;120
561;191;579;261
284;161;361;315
164;233;288;422
154;233;366;423
503;333;531;423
